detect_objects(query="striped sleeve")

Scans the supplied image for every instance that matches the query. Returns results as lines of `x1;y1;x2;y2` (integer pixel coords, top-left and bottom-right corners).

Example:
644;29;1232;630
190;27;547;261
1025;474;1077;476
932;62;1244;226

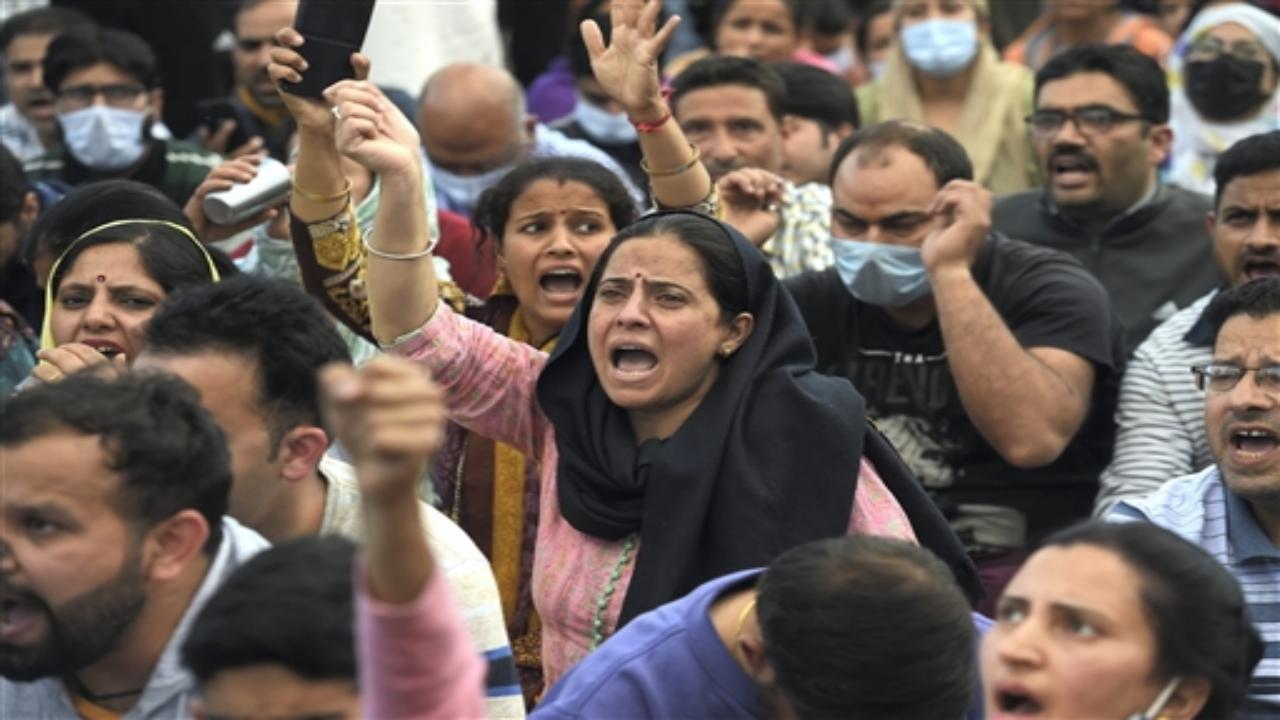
1094;295;1213;516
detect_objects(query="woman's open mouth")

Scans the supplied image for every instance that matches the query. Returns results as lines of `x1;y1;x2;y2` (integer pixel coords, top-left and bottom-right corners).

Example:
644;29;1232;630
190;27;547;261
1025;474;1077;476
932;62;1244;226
538;268;583;301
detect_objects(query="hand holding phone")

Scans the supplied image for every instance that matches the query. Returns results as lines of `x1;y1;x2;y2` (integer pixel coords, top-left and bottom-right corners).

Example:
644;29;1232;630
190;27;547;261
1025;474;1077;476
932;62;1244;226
278;0;377;99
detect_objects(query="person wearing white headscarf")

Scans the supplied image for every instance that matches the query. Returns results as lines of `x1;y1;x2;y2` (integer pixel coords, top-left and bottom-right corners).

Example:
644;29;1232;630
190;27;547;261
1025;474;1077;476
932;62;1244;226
1168;2;1280;194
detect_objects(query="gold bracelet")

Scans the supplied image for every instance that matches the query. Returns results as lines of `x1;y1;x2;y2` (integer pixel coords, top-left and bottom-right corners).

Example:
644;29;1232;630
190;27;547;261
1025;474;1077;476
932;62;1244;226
294;178;353;202
641;145;701;178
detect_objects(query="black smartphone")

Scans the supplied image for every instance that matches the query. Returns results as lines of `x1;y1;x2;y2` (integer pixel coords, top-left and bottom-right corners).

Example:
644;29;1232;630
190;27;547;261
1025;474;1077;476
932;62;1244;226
194;98;253;151
279;0;377;99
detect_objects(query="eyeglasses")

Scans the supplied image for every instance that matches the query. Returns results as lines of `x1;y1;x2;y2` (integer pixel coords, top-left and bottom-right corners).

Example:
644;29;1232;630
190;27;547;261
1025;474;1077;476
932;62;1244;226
55;83;146;111
1187;36;1270;64
1192;364;1280;392
1024;106;1149;137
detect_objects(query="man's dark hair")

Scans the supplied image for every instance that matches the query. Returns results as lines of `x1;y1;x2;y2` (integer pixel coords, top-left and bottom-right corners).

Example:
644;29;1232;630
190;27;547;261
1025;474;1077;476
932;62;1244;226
0;372;231;554
855;0;893;58
183;535;357;684
795;0;852;37
1213;130;1280;210
0;144;29;225
0;6;93;55
144;274;352;448
1034;44;1169;124
1207;277;1280;339
43;27;159;92
773;61;859;130
671;55;787;121
829;120;974;187
756;535;975;719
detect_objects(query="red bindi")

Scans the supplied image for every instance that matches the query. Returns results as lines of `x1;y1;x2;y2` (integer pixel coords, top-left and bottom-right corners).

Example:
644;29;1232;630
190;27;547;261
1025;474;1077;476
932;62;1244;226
96;274;107;283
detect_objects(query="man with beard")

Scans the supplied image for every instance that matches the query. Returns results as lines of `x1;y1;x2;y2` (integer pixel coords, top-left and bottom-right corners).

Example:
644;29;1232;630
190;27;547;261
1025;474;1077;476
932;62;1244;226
531;535;984;719
1111;278;1280;714
194;0;296;160
0;7;94;162
993;43;1219;353
1097;131;1280;515
0;371;268;718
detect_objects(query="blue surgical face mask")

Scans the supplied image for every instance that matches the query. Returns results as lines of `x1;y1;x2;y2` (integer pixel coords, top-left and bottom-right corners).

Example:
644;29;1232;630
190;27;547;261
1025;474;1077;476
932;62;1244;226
58;105;149;171
432;163;514;215
900;19;979;77
831;236;932;307
573;96;637;145
824;44;857;73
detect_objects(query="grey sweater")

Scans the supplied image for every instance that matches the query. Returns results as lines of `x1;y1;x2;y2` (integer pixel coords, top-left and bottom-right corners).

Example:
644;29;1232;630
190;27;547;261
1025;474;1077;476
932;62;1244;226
993;184;1221;354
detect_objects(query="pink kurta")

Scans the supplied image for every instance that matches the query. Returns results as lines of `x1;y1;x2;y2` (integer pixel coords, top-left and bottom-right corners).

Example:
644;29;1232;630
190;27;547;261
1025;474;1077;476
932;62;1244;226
391;303;917;687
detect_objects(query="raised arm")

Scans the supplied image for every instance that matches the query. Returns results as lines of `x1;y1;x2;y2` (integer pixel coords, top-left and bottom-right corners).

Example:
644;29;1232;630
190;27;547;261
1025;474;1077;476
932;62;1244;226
320;357;487;720
924;181;1094;468
325;76;437;344
584;0;711;208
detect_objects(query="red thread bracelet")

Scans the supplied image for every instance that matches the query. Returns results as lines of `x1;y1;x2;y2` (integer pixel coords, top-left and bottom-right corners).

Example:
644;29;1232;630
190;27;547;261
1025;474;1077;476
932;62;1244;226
629;108;671;134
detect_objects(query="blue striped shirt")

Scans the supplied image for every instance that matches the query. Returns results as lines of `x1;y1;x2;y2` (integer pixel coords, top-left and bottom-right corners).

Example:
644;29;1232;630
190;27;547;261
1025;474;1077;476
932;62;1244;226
1111;467;1280;715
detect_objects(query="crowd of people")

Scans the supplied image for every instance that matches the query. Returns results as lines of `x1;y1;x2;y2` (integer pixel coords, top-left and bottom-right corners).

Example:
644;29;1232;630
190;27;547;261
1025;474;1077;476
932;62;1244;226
3;0;1280;718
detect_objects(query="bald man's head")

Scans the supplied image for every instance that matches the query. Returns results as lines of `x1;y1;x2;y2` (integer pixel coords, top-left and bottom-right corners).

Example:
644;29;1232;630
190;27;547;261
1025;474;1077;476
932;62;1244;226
418;63;534;176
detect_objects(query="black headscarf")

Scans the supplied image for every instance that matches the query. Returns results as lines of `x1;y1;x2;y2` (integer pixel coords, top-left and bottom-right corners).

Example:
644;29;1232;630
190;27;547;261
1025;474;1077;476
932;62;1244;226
538;212;977;625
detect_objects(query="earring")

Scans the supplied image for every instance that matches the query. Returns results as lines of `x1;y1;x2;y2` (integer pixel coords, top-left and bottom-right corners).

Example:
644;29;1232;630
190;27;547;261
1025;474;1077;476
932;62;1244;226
720;345;733;358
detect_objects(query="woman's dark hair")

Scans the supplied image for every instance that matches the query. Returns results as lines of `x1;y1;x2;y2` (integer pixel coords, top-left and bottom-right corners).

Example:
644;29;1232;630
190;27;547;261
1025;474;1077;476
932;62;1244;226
588;213;749;322
756;535;975;719
471;157;638;250
50;222;219;302
23;179;192;268
1043;522;1263;720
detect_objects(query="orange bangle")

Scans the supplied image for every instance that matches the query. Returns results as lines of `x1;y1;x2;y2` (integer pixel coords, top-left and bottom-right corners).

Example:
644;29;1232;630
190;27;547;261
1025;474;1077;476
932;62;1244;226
629;108;671;134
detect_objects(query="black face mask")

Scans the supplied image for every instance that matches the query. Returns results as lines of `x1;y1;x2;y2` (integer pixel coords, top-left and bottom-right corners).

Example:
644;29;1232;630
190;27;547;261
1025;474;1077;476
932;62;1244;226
1185;56;1270;121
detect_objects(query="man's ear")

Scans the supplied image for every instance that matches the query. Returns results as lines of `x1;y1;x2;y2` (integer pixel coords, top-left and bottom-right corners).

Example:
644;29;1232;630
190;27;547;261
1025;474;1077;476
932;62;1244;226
780;114;801;141
278;425;329;483
1206;211;1217;237
149;87;165;123
523;115;538;141
19;190;39;227
143;509;210;583
1148;123;1174;168
737;634;776;684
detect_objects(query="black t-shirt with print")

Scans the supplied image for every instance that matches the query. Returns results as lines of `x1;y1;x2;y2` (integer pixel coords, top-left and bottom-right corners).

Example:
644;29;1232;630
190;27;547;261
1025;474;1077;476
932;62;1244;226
785;233;1125;546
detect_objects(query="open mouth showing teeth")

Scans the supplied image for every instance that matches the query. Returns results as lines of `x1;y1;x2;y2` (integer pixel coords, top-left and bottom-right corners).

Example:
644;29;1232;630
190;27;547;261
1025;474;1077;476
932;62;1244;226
1232;428;1279;454
539;269;583;295
87;344;122;359
1243;259;1280;279
0;592;40;639
611;346;658;373
997;691;1043;716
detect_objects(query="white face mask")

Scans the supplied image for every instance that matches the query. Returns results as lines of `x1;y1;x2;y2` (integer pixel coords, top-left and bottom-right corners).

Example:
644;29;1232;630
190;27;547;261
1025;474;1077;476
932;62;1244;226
431;163;514;216
573;96;637;145
58;105;149;171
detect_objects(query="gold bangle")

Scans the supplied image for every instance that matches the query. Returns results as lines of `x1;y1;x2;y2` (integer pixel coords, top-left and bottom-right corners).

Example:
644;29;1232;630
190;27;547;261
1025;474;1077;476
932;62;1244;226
641;145;701;178
294;178;352;202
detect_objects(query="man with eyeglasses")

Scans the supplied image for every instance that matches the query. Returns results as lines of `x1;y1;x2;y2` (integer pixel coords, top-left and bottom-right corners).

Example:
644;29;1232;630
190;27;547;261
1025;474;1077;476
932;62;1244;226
0;7;93;162
1110;276;1280;715
193;0;298;160
1097;131;1280;517
22;27;218;207
993;43;1219;353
